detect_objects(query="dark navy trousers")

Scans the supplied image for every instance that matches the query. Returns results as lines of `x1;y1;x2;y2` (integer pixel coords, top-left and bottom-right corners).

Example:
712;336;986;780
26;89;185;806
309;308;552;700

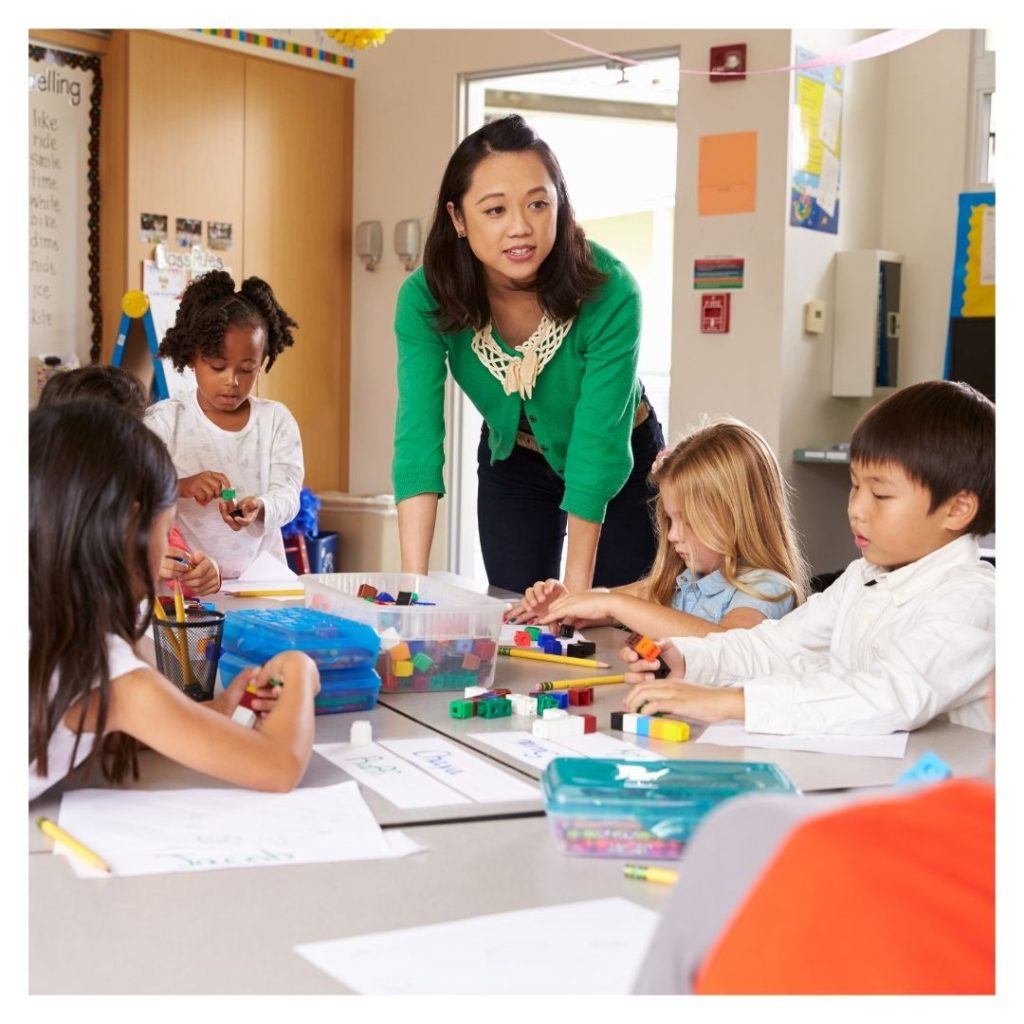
476;406;664;595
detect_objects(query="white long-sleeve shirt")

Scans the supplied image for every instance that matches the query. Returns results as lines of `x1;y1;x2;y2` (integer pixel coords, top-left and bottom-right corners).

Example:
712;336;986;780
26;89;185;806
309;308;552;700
145;391;303;579
672;535;994;735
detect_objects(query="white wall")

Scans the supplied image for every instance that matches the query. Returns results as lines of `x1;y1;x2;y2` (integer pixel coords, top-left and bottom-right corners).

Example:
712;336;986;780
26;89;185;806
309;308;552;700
349;28;977;576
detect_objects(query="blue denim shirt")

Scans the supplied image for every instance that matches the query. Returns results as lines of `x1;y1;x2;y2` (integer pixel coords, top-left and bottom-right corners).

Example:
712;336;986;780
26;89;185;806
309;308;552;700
670;567;796;624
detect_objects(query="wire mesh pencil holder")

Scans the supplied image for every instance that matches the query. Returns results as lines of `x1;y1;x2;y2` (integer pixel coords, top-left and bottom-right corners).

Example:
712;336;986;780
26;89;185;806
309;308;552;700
153;610;225;702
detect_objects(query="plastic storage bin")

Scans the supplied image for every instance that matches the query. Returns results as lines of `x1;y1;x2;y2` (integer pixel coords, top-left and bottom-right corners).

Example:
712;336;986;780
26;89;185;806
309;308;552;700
542;757;799;859
219;607;382;714
218;650;380;715
304;572;506;692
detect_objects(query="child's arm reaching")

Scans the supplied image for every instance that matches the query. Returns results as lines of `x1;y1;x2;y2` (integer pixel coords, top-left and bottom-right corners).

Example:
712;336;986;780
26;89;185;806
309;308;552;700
105;650;320;792
179;470;233;505
506;579;646;627
160;545;221;596
539;590;768;638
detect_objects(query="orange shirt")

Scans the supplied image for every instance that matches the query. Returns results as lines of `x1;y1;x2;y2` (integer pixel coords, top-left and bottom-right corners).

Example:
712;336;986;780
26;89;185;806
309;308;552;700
696;779;994;995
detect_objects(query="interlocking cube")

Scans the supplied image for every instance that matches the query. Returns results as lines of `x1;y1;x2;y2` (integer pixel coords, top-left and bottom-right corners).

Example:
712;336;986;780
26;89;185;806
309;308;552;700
462;652;481;671
547;690;570;709
558;623;574;638
388;642;412;663
536;694;560;714
449;699;476;719
568;687;594;706
578;713;598;734
412;652;434;673
525;626;541;640
477;697;512;719
357;583;378;599
514;630;532;647
566;641;596;658
474;639;497;660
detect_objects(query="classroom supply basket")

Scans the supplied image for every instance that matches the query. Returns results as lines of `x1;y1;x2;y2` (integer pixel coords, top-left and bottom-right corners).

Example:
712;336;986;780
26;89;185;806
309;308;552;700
541;757;799;859
152;608;225;702
218;606;382;714
303;572;506;693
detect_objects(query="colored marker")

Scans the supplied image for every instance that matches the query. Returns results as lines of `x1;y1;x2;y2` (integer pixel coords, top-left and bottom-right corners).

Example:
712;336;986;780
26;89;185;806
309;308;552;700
624;863;679;885
498;646;610;669
36;816;111;874
537;675;625;689
168;555;192;568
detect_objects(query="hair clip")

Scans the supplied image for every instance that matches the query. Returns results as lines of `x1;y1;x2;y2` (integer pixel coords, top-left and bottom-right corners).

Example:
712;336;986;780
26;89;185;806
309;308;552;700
651;446;673;474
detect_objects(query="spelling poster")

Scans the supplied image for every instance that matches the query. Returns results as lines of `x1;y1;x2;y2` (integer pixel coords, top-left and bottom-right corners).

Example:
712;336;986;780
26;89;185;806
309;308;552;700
790;47;844;234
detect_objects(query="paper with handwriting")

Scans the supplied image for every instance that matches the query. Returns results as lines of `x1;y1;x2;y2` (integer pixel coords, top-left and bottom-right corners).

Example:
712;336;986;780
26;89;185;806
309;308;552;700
697;721;909;759
54;781;420;877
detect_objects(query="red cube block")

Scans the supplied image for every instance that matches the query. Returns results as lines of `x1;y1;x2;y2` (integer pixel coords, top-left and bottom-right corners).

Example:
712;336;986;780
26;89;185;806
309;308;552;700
462;652;481;671
579;713;598;733
474;639;497;660
513;630;531;647
568;687;594;706
357;583;378;599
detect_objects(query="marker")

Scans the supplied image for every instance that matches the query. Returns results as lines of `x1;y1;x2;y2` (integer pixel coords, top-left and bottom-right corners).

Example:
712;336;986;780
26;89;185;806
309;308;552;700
36;817;111;874
537;675;625;689
168;555;192;568
624;863;679;885
497;646;610;669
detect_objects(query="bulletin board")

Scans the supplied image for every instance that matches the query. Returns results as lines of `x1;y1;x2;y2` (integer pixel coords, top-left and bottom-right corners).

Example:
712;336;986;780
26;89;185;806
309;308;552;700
28;45;102;380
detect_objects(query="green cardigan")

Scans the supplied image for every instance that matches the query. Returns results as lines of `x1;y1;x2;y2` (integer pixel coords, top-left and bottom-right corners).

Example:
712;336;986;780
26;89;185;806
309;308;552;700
392;241;643;524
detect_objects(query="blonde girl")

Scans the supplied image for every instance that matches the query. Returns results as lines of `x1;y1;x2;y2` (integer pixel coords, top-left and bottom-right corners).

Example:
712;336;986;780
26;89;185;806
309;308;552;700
508;418;809;639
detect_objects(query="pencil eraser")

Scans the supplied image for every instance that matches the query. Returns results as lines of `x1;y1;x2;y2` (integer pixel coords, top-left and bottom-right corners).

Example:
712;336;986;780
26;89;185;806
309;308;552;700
349;720;372;746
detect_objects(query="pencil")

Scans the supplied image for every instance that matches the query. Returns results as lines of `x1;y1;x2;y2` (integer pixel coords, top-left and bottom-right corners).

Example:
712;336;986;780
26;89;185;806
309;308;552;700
537;675;626;689
173;581;186;623
624;863;679;885
497;646;610;669
228;588;306;598
170;583;192;684
36;816;111;874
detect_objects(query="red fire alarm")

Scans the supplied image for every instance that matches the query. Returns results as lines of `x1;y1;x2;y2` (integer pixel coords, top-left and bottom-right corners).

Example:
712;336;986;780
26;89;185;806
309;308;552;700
710;44;747;82
700;293;731;334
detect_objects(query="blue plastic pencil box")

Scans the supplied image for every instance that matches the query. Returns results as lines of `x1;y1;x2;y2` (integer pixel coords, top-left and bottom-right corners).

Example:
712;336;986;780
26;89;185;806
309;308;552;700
218;650;381;715
221;607;380;670
541;757;799;859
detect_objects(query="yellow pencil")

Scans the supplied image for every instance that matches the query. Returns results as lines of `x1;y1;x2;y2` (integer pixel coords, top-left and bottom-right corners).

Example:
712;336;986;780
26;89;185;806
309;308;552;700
624;863;679;885
229;588;306;598
36;816;111;874
166;584;192;684
498;646;610;669
173;581;186;623
537;675;626;690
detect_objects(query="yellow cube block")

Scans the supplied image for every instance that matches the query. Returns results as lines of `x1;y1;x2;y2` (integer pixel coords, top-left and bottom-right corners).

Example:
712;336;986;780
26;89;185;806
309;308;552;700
651;718;690;743
392;659;414;677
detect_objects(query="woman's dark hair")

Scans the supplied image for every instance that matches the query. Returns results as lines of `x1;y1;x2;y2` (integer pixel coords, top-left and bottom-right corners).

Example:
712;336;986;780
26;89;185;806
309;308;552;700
850;379;995;535
38;363;148;418
29;399;179;784
159;270;298;373
422;114;607;332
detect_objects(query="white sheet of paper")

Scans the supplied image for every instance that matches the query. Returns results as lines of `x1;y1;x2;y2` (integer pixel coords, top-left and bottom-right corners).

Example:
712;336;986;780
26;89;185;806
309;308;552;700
555;731;667;761
55;781;421;877
377;738;539;803
467;730;579;771
697;721;909;759
818;83;842;151
817;146;840;218
294;897;659;994
230;550;299;584
315;741;473;808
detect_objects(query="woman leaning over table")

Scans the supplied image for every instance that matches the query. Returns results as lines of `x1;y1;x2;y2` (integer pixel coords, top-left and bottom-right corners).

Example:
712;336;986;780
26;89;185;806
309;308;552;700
392;114;664;596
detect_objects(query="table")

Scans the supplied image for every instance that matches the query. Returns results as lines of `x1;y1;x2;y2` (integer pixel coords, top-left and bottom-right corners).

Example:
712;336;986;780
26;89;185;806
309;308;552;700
29;574;995;994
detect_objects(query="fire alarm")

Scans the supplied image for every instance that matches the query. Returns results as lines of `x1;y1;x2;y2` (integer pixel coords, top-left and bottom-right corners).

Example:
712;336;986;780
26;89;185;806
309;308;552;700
710;44;747;82
701;293;731;334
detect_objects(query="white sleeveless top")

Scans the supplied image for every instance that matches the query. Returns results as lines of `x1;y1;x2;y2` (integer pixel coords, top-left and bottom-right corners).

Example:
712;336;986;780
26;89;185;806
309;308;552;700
29;635;149;801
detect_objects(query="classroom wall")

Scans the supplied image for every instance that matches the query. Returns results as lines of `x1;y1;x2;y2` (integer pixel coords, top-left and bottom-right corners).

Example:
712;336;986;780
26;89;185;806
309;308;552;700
347;28;977;576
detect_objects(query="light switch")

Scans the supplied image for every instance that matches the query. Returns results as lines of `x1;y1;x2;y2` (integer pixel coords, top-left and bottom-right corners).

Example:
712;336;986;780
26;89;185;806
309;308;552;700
804;299;826;334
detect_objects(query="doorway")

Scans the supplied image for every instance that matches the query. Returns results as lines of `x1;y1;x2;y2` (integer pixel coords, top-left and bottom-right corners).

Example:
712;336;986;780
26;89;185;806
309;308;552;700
449;52;680;584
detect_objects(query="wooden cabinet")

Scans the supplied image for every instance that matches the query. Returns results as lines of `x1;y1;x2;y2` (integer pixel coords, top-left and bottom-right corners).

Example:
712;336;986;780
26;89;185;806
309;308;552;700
100;30;353;491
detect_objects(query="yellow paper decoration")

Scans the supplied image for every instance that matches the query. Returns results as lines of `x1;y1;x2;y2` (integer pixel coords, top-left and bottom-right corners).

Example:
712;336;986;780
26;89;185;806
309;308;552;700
325;29;392;50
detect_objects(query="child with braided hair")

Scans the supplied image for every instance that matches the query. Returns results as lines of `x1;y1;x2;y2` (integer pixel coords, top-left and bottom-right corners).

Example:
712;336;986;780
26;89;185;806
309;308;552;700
145;271;304;578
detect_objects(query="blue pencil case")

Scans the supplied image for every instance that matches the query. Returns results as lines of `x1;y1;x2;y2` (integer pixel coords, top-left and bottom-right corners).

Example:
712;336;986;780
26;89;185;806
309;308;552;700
218;650;380;715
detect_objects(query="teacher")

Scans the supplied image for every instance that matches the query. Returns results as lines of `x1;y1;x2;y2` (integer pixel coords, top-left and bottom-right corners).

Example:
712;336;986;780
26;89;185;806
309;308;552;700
392;114;664;596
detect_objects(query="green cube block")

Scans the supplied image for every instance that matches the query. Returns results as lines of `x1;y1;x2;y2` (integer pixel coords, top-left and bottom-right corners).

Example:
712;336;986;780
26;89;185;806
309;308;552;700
449;699;476;719
536;694;559;713
525;626;541;640
477;697;512;719
412;652;434;672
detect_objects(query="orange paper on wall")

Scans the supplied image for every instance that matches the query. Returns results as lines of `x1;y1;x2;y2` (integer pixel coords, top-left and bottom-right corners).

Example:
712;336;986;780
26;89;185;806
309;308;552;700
698;132;758;216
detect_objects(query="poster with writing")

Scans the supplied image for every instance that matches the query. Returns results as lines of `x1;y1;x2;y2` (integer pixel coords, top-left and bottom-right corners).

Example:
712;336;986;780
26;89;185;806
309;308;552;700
790;46;844;234
29;48;98;394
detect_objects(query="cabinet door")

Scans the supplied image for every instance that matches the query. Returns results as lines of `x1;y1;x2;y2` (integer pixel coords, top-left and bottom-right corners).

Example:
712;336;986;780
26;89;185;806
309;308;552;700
243;58;354;493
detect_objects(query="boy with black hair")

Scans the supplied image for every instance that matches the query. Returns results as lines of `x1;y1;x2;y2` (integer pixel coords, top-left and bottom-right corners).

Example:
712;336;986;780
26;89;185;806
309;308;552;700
622;380;995;734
